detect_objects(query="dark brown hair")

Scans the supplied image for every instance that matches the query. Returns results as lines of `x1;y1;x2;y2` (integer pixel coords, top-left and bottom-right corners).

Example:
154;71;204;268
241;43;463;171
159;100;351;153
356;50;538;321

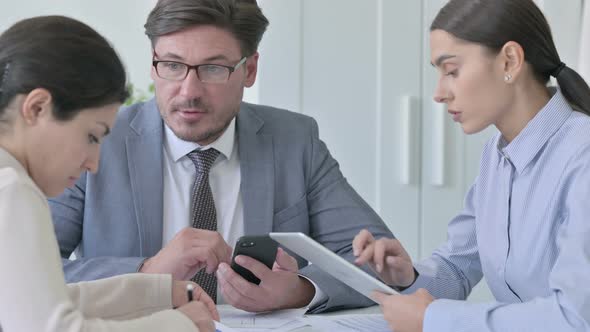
0;16;129;122
144;0;269;57
431;0;590;115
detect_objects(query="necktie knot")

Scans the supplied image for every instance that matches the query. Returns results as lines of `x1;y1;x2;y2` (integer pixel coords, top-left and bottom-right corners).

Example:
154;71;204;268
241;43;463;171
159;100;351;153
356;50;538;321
187;148;220;174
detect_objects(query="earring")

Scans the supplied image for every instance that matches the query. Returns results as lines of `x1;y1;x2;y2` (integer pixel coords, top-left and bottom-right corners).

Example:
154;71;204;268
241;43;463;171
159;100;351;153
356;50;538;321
504;73;512;82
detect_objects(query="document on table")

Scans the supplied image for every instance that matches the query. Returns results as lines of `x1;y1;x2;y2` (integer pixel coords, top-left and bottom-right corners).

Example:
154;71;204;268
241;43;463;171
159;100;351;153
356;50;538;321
218;305;307;329
301;314;390;332
215;320;240;332
217;304;388;331
215;319;309;332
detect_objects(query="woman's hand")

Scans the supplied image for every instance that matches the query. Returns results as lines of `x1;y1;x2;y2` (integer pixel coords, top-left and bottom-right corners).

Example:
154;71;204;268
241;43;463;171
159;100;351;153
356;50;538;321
352;229;415;287
172;280;219;320
177;300;216;332
373;289;434;332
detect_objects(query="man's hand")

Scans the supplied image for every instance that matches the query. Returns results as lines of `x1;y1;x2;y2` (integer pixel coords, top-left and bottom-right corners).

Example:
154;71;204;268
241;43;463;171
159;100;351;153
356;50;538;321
216;247;315;312
372;289;434;332
140;228;232;280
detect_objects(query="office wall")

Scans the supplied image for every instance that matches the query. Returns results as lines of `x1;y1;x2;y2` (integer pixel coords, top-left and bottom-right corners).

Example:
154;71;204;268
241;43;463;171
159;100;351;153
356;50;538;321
0;0;157;95
2;1;584;103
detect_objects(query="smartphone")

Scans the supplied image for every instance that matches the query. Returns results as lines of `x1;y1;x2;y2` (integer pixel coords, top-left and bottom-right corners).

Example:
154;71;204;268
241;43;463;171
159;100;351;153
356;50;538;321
230;235;278;285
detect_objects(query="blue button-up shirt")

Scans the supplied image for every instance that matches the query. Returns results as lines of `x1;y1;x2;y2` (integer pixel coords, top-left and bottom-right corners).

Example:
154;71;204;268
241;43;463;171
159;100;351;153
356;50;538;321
406;90;590;331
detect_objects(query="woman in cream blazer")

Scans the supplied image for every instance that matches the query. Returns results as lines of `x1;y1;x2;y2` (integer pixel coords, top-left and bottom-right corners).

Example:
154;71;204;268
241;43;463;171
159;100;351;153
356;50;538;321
0;16;216;332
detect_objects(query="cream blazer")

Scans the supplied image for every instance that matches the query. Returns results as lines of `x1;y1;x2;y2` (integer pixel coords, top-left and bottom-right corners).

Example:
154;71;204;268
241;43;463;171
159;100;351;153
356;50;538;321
0;148;197;332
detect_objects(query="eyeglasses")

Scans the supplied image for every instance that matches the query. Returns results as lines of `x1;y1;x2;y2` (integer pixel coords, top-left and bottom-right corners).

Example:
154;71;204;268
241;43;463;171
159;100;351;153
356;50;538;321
152;56;247;84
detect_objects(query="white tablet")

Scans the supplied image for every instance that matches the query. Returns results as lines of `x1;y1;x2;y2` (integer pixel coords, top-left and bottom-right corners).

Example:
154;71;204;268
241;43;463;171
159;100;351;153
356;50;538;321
269;232;398;301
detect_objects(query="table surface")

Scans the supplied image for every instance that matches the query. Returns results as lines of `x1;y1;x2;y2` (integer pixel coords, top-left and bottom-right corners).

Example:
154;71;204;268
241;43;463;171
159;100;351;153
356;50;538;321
218;304;383;332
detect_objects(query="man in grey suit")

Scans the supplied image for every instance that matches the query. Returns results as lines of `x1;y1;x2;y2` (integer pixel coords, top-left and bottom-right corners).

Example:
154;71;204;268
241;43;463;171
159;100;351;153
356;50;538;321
50;0;393;313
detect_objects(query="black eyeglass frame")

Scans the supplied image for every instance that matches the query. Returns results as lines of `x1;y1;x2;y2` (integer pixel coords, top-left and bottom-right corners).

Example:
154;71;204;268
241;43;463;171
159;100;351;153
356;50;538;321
152;56;248;83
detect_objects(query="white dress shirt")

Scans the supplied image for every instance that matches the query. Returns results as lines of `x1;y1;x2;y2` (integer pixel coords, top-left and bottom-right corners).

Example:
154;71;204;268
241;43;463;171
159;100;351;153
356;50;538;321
162;118;244;249
161;119;326;307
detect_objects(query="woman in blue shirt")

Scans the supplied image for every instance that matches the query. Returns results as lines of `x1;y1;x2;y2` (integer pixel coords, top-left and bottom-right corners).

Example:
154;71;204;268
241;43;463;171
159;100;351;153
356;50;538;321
353;0;590;331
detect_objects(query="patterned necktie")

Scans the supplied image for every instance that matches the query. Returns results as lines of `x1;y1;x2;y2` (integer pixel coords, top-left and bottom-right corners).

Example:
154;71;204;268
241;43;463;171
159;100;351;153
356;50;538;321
187;148;220;302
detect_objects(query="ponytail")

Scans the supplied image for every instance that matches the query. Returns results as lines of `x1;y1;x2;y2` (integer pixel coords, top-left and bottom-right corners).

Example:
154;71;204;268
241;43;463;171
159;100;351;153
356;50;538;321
553;64;590;115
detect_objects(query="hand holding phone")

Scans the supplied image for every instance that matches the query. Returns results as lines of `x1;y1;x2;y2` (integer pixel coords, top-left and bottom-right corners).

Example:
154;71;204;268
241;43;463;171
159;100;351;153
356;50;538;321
230;235;278;285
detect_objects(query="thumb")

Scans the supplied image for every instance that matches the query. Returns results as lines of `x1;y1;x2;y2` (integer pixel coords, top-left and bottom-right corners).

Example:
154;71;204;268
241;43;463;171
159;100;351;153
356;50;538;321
415;288;433;300
274;247;298;272
371;291;389;304
184;263;205;280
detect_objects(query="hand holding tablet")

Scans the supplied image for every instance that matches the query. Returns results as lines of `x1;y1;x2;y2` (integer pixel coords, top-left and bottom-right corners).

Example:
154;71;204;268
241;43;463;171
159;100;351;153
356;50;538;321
269;232;398;302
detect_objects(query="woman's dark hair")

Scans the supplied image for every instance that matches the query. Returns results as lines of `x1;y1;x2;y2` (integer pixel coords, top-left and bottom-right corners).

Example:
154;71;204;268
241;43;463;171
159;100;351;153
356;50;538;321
0;15;129;122
431;0;590;115
144;0;269;57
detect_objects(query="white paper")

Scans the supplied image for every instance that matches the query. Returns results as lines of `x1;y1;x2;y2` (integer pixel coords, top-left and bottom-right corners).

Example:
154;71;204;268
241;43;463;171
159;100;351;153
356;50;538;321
218;306;307;329
301;314;390;332
271;319;309;332
215;319;307;332
214;320;241;332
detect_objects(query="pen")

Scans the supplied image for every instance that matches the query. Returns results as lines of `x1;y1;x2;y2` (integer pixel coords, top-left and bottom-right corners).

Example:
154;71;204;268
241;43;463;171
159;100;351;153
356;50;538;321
186;283;221;332
186;283;194;302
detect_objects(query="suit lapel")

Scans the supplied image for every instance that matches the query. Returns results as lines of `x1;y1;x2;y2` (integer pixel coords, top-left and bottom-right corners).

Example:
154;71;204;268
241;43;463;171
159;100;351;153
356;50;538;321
237;104;275;235
126;99;164;256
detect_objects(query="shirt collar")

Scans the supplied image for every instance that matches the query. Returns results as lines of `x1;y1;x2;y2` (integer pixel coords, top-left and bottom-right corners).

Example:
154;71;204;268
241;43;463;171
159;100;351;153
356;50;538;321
497;88;572;173
0;147;45;197
164;118;236;163
0;147;27;175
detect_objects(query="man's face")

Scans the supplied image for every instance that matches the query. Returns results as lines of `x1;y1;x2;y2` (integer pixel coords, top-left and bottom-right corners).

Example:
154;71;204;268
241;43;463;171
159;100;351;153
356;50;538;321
151;25;258;144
